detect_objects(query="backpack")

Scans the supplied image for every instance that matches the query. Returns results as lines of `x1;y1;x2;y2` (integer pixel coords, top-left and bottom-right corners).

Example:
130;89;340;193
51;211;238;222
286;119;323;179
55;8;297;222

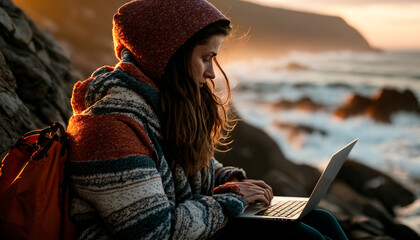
0;122;75;240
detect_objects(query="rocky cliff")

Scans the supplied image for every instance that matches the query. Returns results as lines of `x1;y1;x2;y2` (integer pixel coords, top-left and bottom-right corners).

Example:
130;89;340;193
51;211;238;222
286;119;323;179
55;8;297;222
0;0;78;157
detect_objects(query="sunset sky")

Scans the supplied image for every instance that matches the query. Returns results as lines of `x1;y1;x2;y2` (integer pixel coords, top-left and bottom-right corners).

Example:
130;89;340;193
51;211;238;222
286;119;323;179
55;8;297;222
246;0;420;51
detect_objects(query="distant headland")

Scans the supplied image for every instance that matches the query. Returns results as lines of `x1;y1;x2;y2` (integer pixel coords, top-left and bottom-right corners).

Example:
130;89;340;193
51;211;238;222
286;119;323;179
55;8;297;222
210;0;380;62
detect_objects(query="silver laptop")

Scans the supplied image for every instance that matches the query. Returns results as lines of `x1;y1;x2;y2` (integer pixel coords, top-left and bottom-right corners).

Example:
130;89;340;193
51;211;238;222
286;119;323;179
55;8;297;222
236;139;358;222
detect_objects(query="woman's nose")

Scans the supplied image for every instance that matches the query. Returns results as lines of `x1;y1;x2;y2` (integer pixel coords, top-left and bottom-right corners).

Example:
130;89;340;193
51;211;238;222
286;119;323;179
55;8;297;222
205;64;215;79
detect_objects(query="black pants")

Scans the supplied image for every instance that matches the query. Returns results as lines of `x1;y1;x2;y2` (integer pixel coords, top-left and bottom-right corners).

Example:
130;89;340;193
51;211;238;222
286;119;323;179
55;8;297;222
212;209;348;240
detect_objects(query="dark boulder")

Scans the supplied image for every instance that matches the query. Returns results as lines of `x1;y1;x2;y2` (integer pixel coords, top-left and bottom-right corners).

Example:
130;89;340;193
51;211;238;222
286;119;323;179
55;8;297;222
335;88;420;123
272;96;326;112
274;121;328;143
325;180;420;240
335;94;372;119
367;88;420;123
337;160;416;215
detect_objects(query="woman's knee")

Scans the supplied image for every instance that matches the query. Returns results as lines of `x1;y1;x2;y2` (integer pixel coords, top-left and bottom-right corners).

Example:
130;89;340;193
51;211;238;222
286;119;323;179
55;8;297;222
311;209;340;223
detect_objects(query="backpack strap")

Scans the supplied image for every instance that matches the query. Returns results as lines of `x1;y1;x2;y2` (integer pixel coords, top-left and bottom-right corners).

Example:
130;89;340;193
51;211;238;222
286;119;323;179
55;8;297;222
30;122;68;161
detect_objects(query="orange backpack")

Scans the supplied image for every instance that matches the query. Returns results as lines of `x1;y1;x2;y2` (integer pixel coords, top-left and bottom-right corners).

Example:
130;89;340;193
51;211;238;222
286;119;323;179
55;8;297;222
0;122;75;240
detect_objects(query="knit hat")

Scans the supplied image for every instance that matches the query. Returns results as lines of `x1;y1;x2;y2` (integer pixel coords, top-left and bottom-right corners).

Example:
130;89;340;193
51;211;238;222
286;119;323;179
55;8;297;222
113;0;230;80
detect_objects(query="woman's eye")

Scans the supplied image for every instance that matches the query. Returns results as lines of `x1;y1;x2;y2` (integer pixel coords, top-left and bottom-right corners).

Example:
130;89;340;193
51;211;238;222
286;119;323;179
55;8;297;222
203;56;212;62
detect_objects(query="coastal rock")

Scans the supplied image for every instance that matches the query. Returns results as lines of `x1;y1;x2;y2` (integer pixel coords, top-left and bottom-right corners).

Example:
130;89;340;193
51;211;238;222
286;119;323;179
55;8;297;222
272;96;326;112
0;0;78;158
274;121;328;136
367;88;420;122
286;62;309;71
334;94;373;119
274;121;328;143
326;181;420;239
335;88;420;123
337;160;416;214
271;62;310;72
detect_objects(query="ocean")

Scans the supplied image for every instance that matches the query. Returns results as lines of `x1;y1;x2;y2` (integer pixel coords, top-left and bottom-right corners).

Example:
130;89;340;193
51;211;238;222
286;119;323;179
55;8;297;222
223;50;420;231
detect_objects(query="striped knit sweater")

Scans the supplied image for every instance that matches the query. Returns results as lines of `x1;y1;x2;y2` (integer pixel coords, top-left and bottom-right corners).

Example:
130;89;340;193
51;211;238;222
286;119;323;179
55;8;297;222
67;50;247;239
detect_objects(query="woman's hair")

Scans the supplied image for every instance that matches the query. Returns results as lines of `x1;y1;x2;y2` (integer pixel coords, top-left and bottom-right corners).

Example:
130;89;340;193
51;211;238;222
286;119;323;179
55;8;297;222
158;20;234;177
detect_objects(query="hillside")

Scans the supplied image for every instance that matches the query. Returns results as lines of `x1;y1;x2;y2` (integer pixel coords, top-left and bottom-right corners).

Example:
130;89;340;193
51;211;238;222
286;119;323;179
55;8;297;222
211;0;376;60
14;0;376;78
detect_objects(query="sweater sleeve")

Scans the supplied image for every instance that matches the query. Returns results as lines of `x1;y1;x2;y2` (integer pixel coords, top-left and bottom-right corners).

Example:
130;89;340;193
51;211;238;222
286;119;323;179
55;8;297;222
67;114;246;240
213;158;247;186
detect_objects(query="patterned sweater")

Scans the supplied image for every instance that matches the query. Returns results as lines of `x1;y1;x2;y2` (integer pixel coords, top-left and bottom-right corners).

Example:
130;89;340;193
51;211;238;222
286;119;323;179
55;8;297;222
67;52;247;239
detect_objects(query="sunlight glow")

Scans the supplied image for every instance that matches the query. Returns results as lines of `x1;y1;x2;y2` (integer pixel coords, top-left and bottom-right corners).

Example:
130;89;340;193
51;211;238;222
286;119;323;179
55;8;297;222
245;0;420;50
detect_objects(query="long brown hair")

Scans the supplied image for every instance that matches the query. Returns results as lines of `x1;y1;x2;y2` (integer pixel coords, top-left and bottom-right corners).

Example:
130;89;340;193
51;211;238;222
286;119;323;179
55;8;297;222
158;21;234;177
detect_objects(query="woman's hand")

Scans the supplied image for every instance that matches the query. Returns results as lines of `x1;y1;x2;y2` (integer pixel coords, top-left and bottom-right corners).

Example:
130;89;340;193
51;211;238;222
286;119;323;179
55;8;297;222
235;179;273;205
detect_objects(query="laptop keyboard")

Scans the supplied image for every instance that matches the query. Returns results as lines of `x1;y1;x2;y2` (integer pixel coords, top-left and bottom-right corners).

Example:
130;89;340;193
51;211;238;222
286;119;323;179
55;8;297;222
256;200;307;218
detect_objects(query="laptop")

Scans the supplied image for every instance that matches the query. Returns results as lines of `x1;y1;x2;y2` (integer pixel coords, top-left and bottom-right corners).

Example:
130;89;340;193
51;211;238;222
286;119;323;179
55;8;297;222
236;139;358;222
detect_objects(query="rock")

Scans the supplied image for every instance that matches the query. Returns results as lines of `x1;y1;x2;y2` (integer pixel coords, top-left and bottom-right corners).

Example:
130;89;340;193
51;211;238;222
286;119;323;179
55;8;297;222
274;121;328;143
337;160;416;215
363;203;420;239
335;88;420;123
1;46;52;89
0;7;14;32
327;82;353;89
272;96;326;112
294;82;317;89
326;180;419;239
0;1;77;158
334;94;372;119
0;70;35;157
0;0;18;12
286;62;309;71
348;215;386;237
367;88;420;123
264;169;309;197
271;62;309;71
0;50;14;89
36;49;51;65
11;16;32;45
216;119;285;180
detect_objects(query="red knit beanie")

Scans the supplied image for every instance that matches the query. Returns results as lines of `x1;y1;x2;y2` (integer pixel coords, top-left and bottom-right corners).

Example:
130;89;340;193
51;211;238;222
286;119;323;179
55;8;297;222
113;0;230;80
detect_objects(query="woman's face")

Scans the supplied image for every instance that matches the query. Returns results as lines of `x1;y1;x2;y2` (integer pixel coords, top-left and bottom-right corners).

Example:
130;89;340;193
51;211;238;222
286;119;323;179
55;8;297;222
189;34;224;88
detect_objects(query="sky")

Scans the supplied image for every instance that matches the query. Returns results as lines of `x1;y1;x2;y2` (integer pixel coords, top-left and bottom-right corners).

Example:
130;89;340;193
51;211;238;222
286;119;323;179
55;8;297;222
245;0;420;51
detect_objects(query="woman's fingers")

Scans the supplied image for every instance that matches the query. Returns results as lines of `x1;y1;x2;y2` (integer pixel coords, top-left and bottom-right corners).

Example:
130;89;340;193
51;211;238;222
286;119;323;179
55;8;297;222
236;181;272;205
245;194;270;205
241;179;273;201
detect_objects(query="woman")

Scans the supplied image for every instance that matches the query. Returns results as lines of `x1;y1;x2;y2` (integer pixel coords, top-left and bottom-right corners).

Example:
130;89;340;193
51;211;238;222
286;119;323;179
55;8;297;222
67;0;347;239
